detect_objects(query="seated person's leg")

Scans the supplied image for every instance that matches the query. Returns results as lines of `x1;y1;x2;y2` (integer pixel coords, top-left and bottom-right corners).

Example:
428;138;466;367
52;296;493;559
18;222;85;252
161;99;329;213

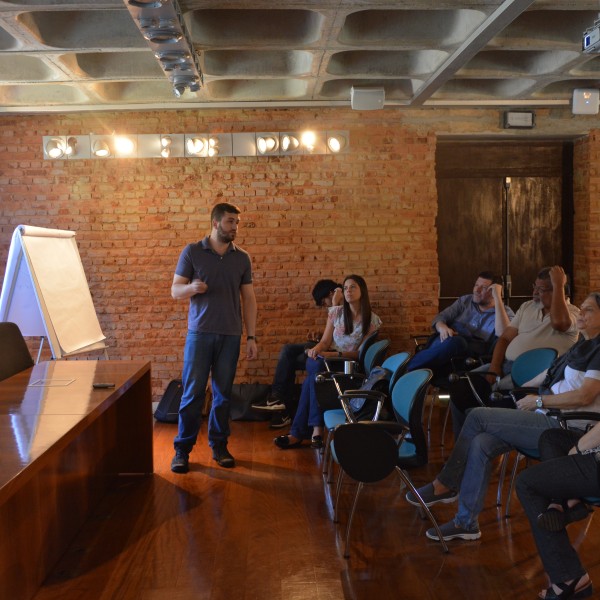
271;343;307;405
406;335;469;371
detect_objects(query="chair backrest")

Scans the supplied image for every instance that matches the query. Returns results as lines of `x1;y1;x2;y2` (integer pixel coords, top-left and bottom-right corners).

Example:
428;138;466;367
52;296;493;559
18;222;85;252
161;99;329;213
391;369;433;466
0;322;34;382
333;422;399;484
510;347;558;387
363;339;390;373
382;351;411;392
356;330;379;370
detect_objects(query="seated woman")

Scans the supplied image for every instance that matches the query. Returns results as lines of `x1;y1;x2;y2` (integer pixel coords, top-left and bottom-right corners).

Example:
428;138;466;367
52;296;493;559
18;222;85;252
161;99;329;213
273;274;381;449
405;292;600;542
516;422;600;599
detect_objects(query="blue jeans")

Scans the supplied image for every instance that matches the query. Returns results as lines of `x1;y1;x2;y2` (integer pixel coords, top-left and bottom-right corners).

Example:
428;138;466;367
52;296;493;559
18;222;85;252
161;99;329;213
272;343;307;401
516;428;595;583
406;335;469;371
290;357;325;439
175;331;240;451
437;407;562;530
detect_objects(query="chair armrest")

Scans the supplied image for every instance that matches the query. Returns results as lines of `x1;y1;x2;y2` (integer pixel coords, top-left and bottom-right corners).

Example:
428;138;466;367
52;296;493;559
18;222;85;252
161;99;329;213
546;410;600;424
339;390;387;422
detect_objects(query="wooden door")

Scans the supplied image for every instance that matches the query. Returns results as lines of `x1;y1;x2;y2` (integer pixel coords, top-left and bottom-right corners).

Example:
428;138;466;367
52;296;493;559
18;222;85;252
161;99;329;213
436;140;573;311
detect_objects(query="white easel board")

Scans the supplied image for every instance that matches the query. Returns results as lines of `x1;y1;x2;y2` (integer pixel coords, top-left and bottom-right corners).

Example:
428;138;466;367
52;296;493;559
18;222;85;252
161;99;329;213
0;225;106;359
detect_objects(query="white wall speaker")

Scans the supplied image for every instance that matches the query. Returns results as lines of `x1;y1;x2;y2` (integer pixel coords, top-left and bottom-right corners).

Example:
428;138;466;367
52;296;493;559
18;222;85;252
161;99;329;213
572;88;599;115
351;86;385;110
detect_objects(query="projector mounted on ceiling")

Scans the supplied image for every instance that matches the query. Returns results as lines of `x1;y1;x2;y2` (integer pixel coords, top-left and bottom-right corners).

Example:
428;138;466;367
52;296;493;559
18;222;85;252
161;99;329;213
583;18;600;53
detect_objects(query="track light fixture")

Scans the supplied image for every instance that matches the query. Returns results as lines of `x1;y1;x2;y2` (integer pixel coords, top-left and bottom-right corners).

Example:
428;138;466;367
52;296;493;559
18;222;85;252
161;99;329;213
43;131;350;159
123;0;203;98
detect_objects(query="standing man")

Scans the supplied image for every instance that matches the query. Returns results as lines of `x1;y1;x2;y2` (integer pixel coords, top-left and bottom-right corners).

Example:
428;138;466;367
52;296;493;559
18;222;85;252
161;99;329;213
406;271;514;372
170;202;258;473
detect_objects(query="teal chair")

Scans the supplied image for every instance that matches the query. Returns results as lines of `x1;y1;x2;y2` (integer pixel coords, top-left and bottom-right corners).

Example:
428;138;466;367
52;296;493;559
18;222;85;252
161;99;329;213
331;369;449;557
322;350;410;481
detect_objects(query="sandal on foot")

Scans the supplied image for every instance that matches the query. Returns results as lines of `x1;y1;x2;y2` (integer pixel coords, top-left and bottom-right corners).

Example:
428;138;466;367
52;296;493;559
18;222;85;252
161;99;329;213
539;575;593;599
273;435;303;449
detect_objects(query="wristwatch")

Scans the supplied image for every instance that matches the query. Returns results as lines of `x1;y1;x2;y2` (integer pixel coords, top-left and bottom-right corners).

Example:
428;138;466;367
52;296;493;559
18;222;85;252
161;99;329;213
247;335;256;341
535;396;543;409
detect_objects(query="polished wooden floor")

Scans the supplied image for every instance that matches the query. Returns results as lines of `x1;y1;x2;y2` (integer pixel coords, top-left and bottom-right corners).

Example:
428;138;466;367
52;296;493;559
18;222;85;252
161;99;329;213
31;404;600;600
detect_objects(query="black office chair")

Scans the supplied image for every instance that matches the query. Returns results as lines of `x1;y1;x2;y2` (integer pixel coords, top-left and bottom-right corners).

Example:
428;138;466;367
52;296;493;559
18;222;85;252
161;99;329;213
331;369;449;557
0;322;34;382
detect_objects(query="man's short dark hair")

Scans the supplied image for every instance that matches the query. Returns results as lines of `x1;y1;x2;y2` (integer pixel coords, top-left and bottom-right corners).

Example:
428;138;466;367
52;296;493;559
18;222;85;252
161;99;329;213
312;279;341;306
211;202;241;223
477;271;502;285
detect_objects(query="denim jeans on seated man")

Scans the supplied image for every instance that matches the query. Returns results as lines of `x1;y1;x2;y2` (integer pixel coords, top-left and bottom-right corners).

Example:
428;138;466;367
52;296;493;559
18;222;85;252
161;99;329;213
406;335;472;372
435;406;563;533
175;331;240;452
270;342;308;415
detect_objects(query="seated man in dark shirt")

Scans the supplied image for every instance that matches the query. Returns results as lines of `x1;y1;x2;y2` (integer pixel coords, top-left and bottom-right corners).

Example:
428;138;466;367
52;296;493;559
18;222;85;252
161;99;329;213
252;279;342;428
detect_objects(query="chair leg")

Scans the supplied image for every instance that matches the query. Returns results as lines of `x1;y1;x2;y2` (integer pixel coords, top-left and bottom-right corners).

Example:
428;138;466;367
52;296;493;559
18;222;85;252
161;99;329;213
426;386;438;433
504;452;524;518
440;401;451;447
496;452;510;507
397;467;449;553
333;469;346;523
343;482;363;558
322;429;333;476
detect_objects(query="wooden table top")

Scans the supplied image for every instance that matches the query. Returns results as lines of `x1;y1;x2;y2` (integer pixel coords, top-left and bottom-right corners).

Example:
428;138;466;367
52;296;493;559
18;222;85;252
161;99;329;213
0;360;150;500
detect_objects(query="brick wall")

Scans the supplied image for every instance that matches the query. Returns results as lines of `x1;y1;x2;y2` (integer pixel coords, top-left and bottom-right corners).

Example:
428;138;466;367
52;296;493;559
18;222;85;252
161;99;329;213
573;131;600;306
0;108;439;401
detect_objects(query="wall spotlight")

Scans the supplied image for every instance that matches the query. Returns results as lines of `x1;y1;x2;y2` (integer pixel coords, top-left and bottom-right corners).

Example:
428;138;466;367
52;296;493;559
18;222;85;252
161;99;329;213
173;84;186;98
256;134;279;155
114;135;136;156
65;136;77;156
327;134;346;153
128;0;167;7
92;139;111;158
186;136;205;156
45;137;66;159
208;137;219;157
301;131;317;153
281;134;300;153
160;135;172;158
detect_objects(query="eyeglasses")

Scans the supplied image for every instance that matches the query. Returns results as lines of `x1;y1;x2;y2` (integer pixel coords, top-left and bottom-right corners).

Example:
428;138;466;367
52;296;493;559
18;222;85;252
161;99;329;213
532;285;553;293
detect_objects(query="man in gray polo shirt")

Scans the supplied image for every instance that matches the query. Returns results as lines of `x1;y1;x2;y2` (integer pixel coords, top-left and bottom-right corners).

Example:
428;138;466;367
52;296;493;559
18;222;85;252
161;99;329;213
170;202;258;472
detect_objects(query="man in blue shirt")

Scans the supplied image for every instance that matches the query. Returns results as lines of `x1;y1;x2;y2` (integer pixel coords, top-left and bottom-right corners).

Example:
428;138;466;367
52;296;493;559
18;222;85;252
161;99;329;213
406;271;514;373
170;202;258;473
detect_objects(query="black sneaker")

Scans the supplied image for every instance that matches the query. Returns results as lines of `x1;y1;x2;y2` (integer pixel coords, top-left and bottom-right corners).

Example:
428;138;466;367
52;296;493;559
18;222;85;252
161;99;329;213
252;395;286;411
171;449;189;474
270;412;292;429
212;444;235;468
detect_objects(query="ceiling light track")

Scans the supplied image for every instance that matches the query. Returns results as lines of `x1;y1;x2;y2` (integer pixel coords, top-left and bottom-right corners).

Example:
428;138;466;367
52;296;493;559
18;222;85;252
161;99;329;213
123;0;202;97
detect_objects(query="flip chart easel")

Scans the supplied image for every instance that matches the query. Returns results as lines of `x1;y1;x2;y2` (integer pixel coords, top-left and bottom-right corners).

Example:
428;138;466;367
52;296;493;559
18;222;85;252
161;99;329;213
0;225;107;359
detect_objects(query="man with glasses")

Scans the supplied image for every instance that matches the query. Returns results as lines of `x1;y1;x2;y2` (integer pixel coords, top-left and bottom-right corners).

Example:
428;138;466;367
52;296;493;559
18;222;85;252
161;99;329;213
485;265;579;390
406;271;514;372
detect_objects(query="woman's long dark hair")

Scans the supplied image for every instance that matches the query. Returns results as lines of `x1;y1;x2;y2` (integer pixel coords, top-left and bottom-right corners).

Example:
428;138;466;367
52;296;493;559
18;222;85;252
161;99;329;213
342;274;372;336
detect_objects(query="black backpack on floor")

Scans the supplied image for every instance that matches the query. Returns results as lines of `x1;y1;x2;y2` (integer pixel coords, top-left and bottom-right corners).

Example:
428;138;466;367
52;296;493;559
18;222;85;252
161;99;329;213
154;379;183;423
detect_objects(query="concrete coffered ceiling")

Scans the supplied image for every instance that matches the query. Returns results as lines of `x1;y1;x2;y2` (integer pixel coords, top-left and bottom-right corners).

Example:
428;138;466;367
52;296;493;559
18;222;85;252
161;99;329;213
0;0;599;113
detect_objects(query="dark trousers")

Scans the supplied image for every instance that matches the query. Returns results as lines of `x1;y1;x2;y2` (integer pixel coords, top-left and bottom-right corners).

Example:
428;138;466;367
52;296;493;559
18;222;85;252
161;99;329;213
271;343;308;415
516;428;599;584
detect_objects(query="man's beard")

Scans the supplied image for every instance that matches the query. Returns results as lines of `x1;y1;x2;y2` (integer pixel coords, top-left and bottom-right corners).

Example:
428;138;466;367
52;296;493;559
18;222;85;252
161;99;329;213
217;225;235;243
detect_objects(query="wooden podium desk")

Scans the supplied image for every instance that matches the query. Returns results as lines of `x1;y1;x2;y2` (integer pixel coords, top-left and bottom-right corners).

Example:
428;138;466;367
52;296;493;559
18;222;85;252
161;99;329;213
0;360;153;600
